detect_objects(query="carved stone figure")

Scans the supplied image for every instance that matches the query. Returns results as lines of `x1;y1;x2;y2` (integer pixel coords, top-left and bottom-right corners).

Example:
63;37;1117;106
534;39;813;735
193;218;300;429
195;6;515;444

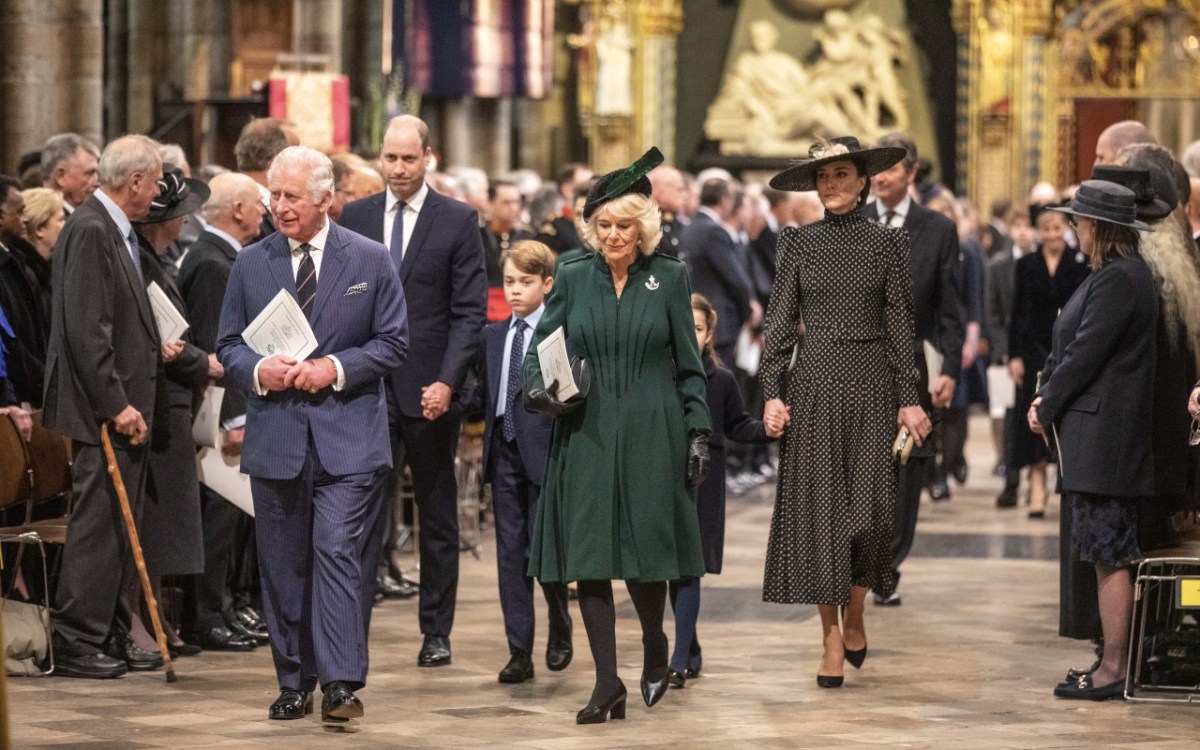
595;7;634;117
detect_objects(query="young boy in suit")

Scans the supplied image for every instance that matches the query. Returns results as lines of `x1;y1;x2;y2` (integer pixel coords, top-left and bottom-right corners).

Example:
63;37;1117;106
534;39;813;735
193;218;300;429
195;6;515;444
474;240;573;683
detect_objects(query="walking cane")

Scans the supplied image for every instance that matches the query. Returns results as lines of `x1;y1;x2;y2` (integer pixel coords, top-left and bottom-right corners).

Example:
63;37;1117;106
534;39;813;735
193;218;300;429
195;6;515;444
100;422;177;683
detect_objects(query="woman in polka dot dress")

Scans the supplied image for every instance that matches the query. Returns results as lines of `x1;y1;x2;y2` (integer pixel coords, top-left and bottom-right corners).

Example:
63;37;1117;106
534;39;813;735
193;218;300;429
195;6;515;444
759;137;927;688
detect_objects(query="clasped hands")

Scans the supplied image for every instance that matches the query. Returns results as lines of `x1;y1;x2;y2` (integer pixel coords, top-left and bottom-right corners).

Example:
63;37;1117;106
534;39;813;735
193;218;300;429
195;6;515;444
258;354;338;394
763;398;790;438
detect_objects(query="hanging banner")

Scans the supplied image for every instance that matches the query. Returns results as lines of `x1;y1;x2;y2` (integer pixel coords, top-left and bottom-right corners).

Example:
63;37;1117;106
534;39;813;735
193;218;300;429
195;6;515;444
268;73;351;152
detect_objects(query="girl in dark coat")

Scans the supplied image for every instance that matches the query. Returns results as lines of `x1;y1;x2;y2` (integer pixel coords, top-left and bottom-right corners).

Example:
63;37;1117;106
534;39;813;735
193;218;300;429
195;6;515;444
667;294;777;688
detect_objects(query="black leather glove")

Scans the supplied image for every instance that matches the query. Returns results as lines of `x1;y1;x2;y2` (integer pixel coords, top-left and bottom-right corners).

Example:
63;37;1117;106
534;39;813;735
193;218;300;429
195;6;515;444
686;430;711;488
523;379;582;418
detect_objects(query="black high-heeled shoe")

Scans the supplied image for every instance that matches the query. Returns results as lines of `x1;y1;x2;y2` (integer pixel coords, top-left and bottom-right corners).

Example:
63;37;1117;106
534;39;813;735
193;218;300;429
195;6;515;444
668;669;686;689
576;683;628;724
816;674;844;688
844;643;867;669
641;633;670;707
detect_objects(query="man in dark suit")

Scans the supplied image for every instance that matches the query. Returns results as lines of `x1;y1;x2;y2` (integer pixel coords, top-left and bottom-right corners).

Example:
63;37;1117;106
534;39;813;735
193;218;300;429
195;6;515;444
534;162;591;255
42;135;164;678
177;172;266;652
985;210;1031;508
464;241;571;683
862;132;963;606
217;146;408;722
682;178;757;367
339;115;487;668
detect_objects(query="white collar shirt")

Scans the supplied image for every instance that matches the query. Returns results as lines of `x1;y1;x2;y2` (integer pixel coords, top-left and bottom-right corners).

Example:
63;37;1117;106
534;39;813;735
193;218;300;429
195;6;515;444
496;304;545;418
384;181;429;258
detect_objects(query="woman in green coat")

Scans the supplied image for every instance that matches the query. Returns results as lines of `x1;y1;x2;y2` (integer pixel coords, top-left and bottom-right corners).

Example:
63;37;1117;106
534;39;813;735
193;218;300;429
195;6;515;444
524;148;712;724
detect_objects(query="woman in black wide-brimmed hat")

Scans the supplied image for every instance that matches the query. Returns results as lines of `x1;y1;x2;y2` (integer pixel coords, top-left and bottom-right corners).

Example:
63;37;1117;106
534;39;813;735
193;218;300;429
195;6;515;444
759;136;925;688
1028;180;1158;701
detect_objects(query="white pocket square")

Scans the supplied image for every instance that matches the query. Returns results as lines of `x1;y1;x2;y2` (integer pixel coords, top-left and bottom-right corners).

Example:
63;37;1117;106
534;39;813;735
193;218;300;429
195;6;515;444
344;282;368;296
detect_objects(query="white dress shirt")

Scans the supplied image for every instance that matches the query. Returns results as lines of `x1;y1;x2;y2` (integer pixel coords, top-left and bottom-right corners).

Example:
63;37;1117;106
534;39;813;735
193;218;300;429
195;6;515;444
385;181;429;258
92;188;137;268
251;218;345;395
877;194;912;228
496;304;545;419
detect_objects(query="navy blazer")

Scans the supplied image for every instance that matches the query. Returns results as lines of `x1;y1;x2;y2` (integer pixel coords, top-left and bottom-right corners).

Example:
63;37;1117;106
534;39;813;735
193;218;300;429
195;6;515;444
468;318;552;485
863;200;964;382
216;221;409;479
339;187;487;418
1036;256;1158;497
682;210;754;351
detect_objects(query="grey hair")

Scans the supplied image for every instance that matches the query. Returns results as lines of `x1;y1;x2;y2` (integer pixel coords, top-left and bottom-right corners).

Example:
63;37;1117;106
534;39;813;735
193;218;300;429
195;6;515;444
97;135;162;187
41;132;100;177
202;173;261;222
158;143;189;171
267;146;334;202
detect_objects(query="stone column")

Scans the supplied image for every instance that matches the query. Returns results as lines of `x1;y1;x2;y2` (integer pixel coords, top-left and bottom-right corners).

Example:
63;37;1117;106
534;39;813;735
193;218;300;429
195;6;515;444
1020;2;1054;199
0;0;105;170
125;0;169;135
633;0;682;165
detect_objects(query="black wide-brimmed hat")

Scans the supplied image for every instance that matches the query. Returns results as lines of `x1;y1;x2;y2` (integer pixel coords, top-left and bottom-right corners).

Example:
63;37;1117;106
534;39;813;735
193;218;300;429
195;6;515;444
1092;164;1177;221
582;147;665;221
768;136;907;192
1049;180;1152;232
137;163;209;224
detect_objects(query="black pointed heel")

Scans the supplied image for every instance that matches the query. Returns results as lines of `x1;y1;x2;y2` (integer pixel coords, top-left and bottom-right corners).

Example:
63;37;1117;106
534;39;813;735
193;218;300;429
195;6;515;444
844;644;867;669
576;684;628;724
816;674;844;688
668;668;686;689
641;633;670;707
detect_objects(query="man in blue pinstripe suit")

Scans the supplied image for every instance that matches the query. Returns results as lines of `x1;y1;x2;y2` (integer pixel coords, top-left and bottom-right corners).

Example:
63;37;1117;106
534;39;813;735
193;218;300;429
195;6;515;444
217;147;408;724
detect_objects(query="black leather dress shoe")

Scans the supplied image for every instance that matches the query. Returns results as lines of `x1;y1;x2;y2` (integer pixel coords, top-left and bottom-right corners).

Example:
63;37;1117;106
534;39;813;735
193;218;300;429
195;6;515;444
929;477;951;502
54;649;129;679
951;463;968;484
499;650;534;683
189;626;257;652
546;637;573;672
376;571;419;599
996;487;1018;508
227;617;270;645
168;641;202;658
228;606;270;644
418;635;451;667
321;681;364;722
105;634;163;671
268;688;313;720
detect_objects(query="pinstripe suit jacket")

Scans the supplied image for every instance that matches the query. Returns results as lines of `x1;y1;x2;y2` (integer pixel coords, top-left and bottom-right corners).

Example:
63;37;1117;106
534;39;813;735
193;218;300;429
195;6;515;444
216;221;409;479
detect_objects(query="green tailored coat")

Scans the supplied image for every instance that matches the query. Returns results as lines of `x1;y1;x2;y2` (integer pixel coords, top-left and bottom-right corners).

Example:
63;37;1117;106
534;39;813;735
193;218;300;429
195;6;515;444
524;251;711;583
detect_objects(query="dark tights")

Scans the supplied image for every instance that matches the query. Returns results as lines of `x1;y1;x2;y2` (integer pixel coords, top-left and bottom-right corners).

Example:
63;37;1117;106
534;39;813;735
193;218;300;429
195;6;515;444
576;579;668;704
668;577;701;672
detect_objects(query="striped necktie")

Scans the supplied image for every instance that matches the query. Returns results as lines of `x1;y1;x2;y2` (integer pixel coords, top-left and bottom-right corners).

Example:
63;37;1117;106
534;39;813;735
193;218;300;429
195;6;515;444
296;243;316;319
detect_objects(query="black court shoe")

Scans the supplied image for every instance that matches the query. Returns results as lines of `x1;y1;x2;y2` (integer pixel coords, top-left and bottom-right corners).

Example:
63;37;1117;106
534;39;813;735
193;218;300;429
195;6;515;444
576;683;627;724
844;643;867;670
816;674;844;688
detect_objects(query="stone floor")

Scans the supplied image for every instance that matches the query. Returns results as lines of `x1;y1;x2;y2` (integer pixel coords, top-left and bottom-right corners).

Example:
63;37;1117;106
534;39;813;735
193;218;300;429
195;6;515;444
8;414;1200;748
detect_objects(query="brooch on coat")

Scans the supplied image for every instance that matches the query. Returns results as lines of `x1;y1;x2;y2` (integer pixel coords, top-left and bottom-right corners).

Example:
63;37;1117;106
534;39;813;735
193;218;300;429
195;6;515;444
645;275;660;291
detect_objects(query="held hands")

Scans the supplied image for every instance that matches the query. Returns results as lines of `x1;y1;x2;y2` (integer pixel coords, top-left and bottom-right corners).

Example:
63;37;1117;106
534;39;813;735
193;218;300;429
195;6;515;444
763;398;791;438
1027;396;1046;436
421;382;452;421
161;340;185;363
931;375;956;409
897;405;931;446
112;404;148;445
687;430;711;488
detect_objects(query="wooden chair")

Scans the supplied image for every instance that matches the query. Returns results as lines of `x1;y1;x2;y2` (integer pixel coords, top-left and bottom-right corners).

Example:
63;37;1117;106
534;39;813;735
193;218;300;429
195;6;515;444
0;410;73;676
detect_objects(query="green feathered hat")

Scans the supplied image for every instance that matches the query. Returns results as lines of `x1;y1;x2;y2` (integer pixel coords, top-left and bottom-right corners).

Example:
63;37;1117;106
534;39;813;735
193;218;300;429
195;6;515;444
582;147;665;221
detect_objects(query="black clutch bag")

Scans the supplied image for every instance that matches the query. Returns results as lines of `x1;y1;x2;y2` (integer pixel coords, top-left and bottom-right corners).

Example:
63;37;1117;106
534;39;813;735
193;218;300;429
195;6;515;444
892;409;938;464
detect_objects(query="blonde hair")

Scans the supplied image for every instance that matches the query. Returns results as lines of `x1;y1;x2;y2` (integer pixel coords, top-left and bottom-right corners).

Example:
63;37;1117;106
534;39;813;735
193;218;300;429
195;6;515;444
1138;209;1200;352
500;239;555;280
583;193;663;255
21;187;64;237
